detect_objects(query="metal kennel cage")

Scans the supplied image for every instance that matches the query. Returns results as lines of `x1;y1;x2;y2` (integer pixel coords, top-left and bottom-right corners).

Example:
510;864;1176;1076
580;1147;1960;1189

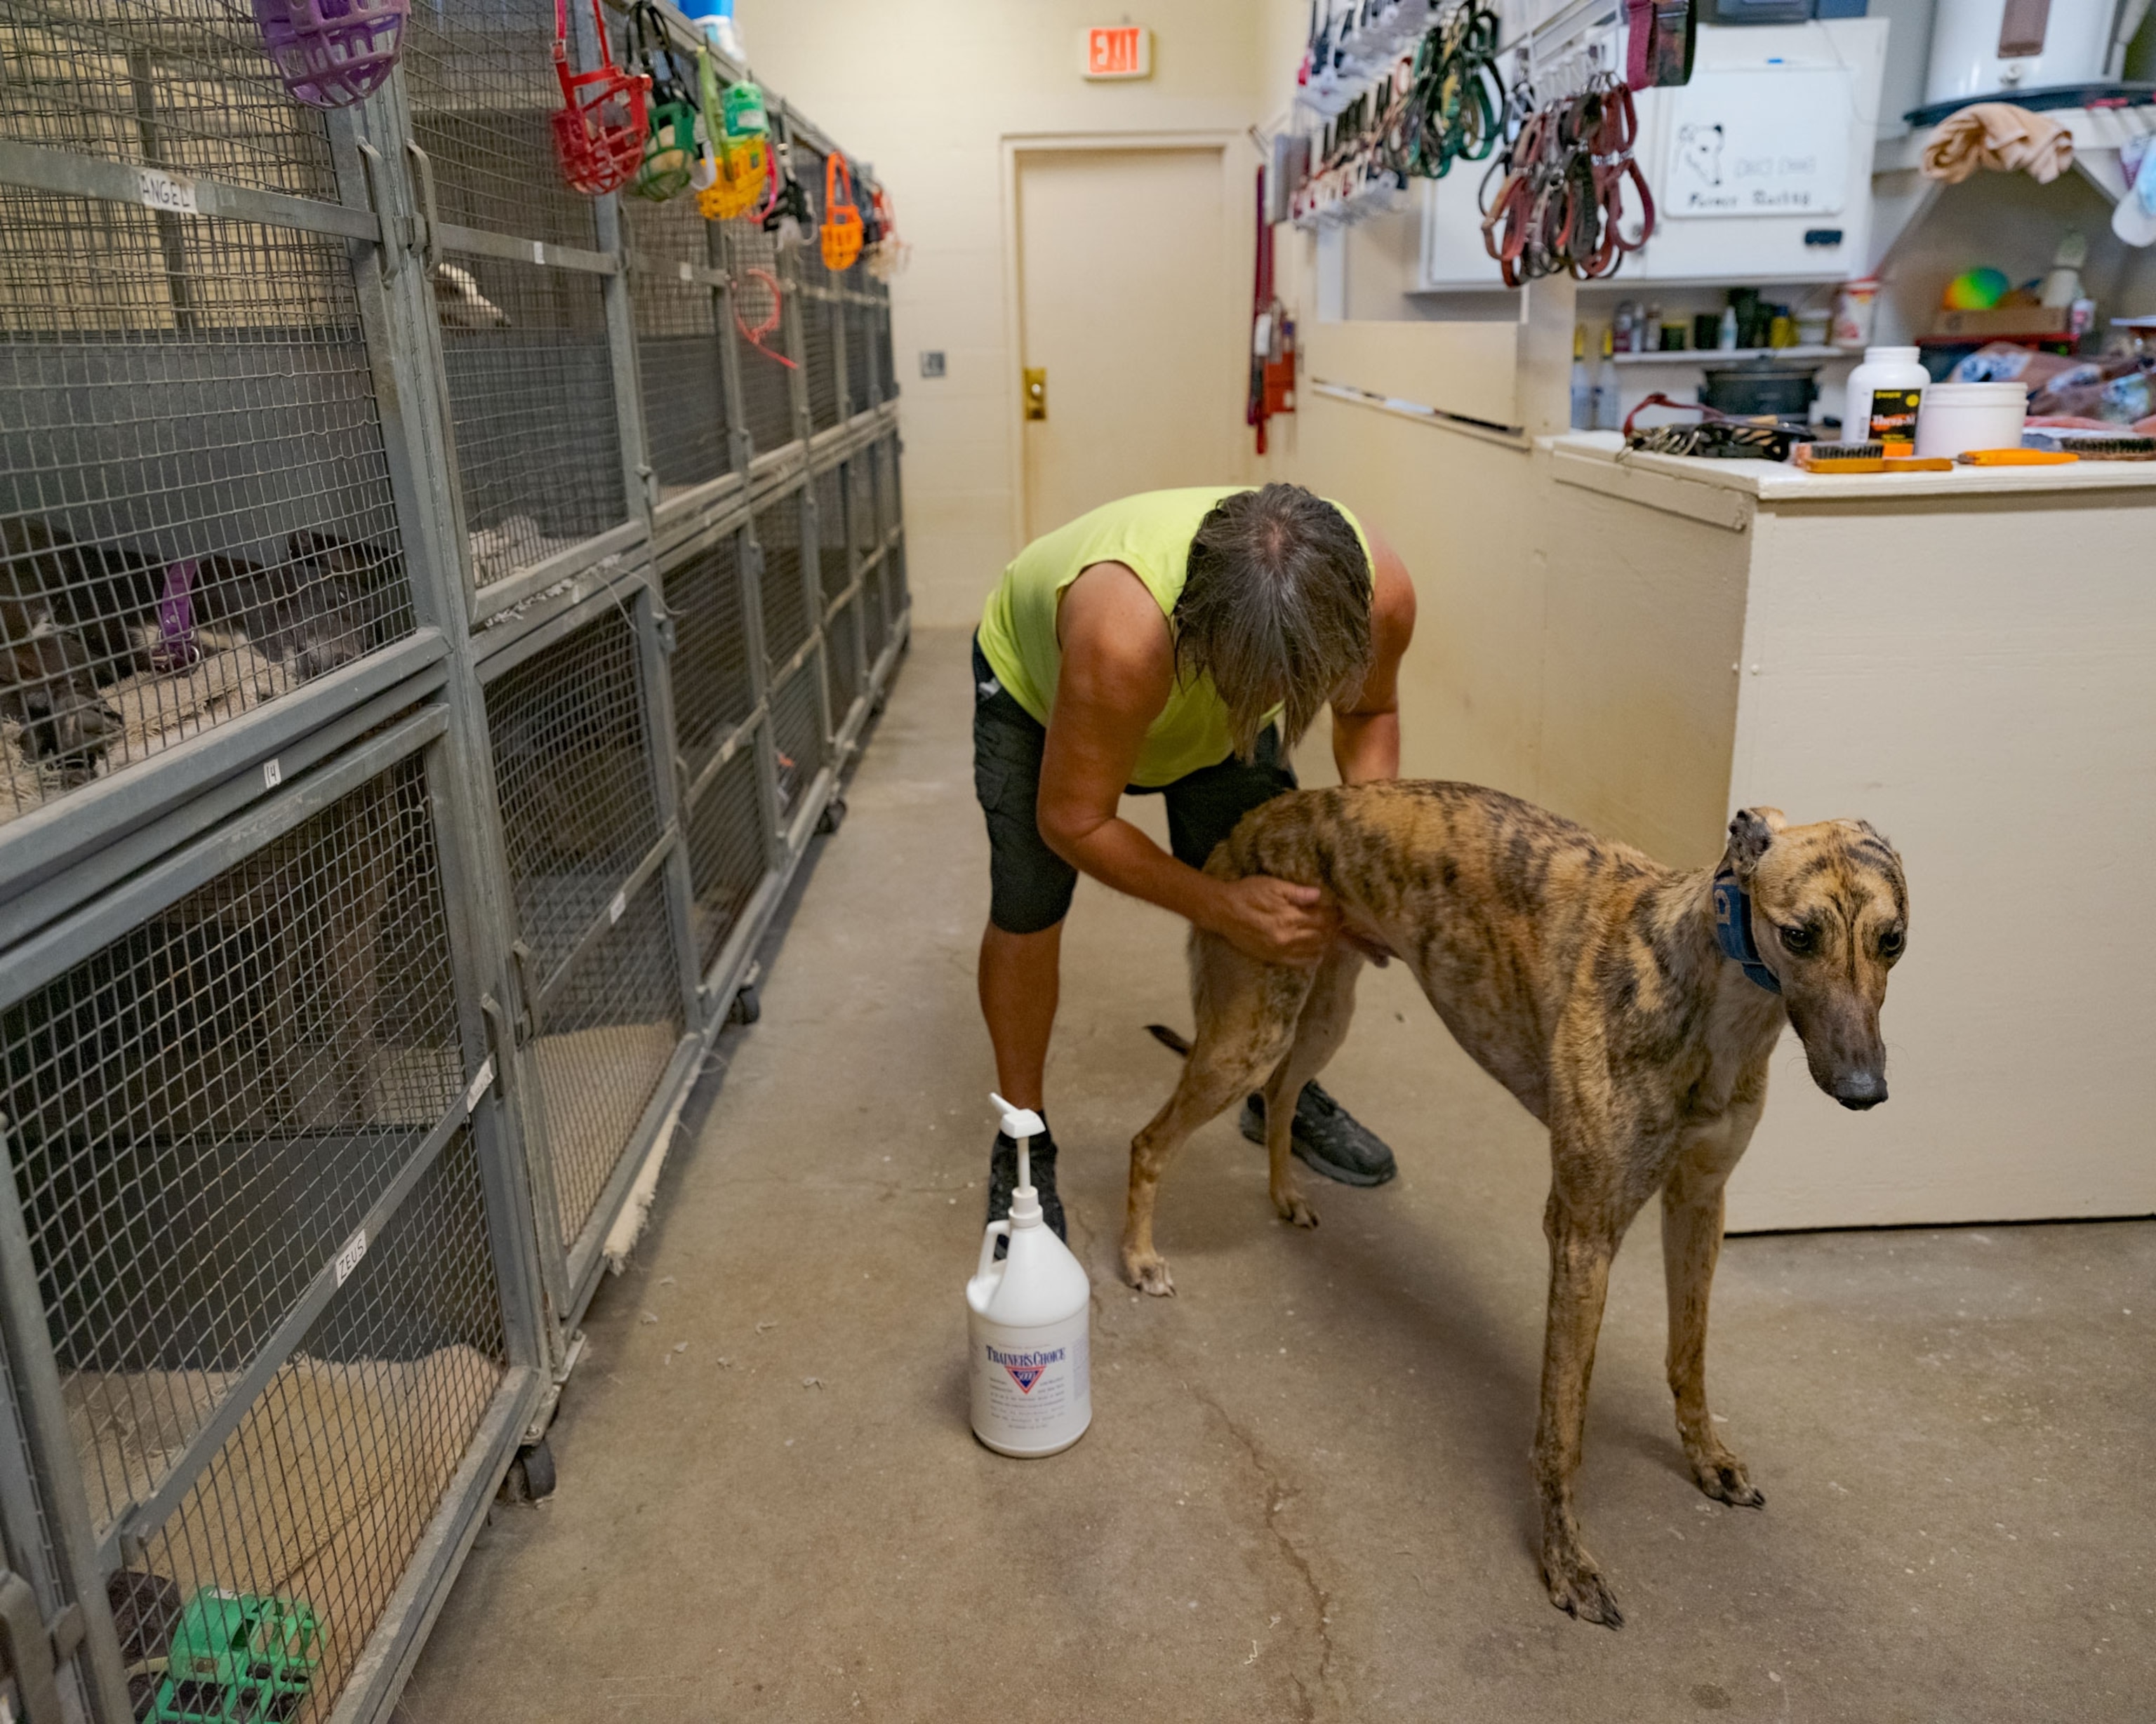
0;0;905;1715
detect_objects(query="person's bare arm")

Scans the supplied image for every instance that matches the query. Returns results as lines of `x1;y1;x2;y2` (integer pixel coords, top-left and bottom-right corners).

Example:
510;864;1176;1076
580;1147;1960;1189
1330;526;1416;785
1034;563;1338;967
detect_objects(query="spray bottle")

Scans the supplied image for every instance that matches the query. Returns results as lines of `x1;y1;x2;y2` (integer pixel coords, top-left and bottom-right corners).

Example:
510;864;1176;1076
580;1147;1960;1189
966;1094;1091;1457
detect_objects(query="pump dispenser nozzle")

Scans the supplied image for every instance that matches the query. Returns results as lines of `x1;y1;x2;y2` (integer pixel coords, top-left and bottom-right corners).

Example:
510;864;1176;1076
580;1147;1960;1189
990;1092;1046;1228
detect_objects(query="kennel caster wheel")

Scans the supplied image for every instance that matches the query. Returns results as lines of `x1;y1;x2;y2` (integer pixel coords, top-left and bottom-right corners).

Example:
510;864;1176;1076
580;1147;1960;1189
504;1437;556;1503
816;794;846;836
728;984;761;1027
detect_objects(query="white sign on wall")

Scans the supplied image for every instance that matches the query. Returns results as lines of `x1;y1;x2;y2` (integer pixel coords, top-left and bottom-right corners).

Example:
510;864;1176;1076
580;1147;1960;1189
1663;67;1853;219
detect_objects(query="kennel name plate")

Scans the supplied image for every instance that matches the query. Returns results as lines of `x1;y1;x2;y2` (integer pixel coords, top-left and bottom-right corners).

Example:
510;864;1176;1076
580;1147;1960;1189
334;1229;368;1288
463;1055;496;1116
135;168;200;217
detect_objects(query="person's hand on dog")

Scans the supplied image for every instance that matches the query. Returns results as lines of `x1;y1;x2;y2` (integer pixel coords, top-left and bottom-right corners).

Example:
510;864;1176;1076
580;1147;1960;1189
1212;876;1340;968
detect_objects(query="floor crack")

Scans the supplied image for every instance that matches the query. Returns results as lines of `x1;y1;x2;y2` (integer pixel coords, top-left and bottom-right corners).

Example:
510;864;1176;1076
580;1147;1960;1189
1192;1390;1334;1721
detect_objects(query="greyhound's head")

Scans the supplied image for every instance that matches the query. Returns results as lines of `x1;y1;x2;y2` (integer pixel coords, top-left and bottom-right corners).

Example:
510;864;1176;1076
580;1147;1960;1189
1722;807;1908;1110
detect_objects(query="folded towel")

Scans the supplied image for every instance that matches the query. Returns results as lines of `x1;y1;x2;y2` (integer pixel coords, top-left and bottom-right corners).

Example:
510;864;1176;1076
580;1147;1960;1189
1920;102;2074;186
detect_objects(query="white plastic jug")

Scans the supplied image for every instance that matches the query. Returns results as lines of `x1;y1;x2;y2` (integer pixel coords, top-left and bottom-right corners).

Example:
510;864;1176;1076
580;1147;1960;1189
966;1094;1091;1457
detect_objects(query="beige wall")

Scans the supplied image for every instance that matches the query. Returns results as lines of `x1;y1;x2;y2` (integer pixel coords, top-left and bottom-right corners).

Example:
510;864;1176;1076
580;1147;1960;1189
1275;396;1748;866
738;0;1291;627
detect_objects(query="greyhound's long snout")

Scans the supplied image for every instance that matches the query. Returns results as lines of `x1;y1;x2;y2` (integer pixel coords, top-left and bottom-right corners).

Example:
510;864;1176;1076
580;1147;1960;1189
1792;1001;1889;1111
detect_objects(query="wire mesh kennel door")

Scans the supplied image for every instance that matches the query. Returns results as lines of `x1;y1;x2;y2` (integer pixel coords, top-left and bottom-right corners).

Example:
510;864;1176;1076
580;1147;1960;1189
0;0;426;852
662;525;778;981
625;194;733;511
397;0;641;609
478;596;696;1307
0;716;524;1724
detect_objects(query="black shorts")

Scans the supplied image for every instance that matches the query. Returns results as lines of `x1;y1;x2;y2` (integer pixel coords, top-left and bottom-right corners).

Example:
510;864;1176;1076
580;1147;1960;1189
972;634;1296;935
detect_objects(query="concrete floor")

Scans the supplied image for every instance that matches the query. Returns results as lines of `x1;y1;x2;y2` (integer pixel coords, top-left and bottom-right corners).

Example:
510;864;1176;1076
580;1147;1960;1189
400;628;2155;1723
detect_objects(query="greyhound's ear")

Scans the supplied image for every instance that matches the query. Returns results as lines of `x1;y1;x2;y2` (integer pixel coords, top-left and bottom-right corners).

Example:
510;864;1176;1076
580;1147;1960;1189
1724;807;1785;879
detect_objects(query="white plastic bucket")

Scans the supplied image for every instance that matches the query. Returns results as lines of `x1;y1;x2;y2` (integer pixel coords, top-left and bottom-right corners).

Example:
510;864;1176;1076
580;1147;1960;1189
1914;382;2027;460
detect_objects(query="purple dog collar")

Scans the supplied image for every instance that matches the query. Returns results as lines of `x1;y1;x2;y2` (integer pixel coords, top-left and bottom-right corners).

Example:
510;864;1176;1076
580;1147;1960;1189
150;559;201;671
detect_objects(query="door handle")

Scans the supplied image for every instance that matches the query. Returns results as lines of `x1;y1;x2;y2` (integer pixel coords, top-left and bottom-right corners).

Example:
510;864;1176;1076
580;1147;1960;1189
0;1570;62;1724
1023;368;1046;421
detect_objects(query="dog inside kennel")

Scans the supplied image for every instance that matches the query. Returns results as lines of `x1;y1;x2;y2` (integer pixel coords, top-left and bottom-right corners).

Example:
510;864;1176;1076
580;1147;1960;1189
0;1;2148;1720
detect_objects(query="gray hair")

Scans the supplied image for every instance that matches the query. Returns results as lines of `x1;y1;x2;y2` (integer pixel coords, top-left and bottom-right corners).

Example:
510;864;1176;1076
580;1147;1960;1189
1172;484;1373;761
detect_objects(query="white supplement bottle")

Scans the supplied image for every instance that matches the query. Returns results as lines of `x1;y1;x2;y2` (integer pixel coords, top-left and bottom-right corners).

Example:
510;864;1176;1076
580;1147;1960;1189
966;1094;1092;1457
1843;345;1929;447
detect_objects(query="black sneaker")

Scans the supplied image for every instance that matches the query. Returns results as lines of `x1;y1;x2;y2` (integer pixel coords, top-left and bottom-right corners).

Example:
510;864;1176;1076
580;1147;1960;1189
1239;1082;1397;1187
987;1128;1066;1257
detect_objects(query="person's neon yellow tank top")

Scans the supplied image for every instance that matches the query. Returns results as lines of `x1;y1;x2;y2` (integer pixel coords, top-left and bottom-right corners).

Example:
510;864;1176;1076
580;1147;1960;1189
976;487;1371;788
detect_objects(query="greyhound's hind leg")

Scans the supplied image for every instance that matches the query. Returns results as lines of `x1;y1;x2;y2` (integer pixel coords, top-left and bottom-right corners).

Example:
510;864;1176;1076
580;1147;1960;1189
1124;933;1306;1296
1260;946;1362;1229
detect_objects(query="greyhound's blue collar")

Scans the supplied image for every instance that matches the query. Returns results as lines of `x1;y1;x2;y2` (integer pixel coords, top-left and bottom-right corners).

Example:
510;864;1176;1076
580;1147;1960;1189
1711;871;1781;994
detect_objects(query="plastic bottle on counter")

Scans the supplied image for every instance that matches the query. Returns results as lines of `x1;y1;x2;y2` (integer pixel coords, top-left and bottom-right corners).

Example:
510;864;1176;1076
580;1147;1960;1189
1594;328;1621;432
1844;346;1930;447
1571;326;1592;430
2039;230;2087;309
1830;276;1882;349
1717;305;1738;351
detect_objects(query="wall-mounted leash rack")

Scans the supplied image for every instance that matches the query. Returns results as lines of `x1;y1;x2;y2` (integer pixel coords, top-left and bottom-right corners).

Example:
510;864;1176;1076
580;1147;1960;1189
1282;0;1646;233
0;1;903;1720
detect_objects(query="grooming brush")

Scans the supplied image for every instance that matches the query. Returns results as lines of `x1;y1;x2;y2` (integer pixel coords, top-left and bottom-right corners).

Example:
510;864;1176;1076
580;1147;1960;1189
2021;429;2156;460
1955;448;2078;466
1794;441;1884;472
1881;454;1954;472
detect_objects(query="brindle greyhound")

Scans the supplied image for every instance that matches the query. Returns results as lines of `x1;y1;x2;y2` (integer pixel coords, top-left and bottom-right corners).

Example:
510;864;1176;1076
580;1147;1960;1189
1124;782;1908;1627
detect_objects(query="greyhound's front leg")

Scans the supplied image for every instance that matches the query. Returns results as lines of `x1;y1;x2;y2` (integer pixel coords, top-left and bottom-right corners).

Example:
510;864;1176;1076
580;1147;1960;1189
1662;1104;1766;1508
1533;1185;1625;1628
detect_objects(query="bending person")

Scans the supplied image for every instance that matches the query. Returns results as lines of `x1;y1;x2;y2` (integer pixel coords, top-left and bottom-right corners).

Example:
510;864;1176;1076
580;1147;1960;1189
972;482;1417;1236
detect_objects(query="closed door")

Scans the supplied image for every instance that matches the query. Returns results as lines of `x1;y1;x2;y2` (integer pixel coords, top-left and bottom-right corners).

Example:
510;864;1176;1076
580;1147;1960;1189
1016;147;1243;540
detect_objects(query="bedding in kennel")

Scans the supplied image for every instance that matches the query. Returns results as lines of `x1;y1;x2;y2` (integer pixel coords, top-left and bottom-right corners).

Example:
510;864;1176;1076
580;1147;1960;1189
0;0;903;1716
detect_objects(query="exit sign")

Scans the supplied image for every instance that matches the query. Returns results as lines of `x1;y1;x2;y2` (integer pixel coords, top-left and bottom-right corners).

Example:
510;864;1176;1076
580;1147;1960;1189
1084;25;1151;79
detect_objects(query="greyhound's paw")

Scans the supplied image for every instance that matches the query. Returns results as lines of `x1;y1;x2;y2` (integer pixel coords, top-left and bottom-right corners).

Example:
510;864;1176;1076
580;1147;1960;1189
1272;1186;1320;1229
1543;1548;1624;1629
1691;1452;1765;1509
1122;1250;1176;1297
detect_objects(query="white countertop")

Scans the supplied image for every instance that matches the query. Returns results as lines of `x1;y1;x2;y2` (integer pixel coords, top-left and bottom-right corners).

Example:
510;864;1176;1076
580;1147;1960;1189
1543;432;2156;502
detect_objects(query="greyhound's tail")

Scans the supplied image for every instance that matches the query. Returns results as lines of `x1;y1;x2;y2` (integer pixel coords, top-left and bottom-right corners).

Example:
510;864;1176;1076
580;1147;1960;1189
1145;1023;1192;1057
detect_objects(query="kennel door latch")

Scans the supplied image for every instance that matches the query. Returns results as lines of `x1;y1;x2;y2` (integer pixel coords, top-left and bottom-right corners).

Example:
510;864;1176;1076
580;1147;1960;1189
404;140;443;277
1023;368;1047;421
354;138;399;264
0;1570;63;1724
508;942;538;1041
480;994;514;1090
